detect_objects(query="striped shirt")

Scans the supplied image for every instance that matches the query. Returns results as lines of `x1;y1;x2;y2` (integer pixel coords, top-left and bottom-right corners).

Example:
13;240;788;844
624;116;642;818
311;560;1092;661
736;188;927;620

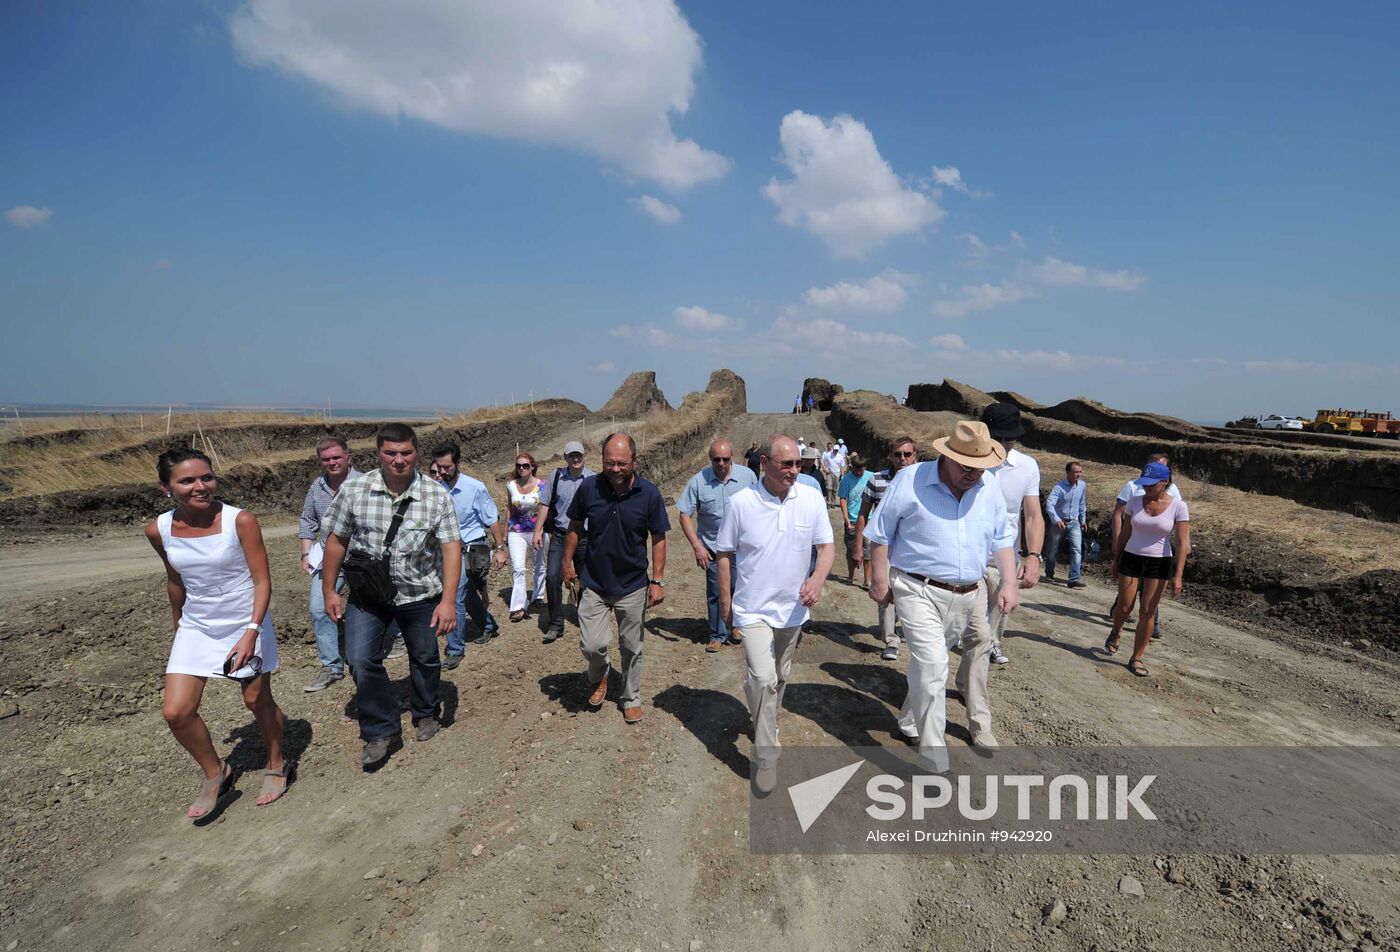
323;470;459;605
863;460;1014;585
860;468;895;520
298;468;363;542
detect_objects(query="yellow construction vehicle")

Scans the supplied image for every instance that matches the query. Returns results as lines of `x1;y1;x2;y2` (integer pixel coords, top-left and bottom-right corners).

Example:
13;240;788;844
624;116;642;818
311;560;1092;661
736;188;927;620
1305;409;1400;437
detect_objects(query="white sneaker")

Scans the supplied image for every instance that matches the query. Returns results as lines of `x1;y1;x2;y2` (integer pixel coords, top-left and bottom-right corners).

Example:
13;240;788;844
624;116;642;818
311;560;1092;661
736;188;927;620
989;645;1009;665
881;646;899;661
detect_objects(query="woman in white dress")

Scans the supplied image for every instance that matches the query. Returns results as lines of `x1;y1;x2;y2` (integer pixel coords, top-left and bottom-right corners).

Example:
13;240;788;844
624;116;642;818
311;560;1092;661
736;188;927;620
144;448;288;819
503;453;547;623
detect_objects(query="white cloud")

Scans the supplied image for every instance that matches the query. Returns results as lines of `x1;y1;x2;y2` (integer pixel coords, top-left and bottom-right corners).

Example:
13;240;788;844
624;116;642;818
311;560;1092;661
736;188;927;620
929;281;1036;319
771;315;910;352
230;0;730;190
802;269;915;316
632;194;681;224
931;165;967;192
1021;255;1145;291
610;323;678;348
672;305;742;332
929;333;968;351
960;232;989;258
1009;230;1025;247
762;111;943;258
5;205;52;228
992;348;1127;370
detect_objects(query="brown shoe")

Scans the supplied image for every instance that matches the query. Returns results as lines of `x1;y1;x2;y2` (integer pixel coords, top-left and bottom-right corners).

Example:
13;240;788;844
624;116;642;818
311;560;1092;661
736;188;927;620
705;640;723;653
622;706;642;724
586;676;608;708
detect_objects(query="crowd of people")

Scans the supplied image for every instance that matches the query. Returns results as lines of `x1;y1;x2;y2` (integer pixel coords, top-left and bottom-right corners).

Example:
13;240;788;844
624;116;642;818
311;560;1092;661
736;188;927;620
145;404;1191;814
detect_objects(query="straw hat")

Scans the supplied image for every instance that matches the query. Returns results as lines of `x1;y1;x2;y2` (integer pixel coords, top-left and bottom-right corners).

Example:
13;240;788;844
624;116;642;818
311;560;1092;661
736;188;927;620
932;421;1008;469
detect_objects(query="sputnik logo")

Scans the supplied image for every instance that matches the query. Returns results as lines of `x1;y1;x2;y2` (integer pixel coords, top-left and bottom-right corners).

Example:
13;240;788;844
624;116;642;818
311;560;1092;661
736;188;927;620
786;760;864;833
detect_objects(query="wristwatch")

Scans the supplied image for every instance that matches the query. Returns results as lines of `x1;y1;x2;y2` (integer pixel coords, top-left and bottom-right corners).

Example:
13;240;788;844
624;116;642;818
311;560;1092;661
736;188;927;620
649;578;666;587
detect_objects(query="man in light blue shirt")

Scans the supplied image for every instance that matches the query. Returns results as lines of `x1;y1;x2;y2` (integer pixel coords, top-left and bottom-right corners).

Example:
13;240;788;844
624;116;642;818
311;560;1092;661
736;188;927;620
865;421;1017;764
678;438;757;651
432;442;505;668
1044;461;1088;586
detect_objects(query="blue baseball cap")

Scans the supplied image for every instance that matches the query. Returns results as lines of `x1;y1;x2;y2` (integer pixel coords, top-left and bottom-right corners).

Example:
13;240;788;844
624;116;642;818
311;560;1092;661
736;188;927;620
1135;461;1172;486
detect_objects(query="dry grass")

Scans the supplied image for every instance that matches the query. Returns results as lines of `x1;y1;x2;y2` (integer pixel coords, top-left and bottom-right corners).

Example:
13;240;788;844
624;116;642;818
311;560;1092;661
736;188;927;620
0;410;313;445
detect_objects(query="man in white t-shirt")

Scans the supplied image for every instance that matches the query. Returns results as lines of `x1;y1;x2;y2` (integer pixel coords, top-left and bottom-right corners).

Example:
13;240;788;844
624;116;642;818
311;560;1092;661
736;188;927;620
820;442;843;505
977;404;1045;671
715;434;834;796
1110;452;1182;636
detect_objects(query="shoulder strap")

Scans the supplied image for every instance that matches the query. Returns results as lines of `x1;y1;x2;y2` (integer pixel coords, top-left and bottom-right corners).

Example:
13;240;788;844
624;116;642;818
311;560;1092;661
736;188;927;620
550;467;563;505
382;496;413;555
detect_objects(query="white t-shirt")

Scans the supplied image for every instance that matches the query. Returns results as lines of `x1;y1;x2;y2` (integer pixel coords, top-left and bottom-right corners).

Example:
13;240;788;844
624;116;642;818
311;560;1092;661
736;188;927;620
821;450;842;475
986;447;1040;563
714;480;833;629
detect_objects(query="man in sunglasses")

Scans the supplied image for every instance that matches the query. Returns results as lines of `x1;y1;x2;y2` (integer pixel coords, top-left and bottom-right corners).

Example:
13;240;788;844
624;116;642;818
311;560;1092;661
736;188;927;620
678;438;757;652
864;420;1017;766
853;435;918;661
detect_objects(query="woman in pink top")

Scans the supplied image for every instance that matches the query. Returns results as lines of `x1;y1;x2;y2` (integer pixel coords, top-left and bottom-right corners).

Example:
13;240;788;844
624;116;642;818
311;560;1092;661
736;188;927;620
1106;462;1191;677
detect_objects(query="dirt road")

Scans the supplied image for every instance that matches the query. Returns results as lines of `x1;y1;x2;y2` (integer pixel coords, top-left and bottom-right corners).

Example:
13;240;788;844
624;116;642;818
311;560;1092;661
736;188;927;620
5;415;1400;951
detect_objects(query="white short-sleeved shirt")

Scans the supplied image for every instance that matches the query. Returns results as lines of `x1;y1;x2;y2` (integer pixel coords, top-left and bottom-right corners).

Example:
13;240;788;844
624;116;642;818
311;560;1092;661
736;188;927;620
1116;478;1182;505
989;448;1040;540
714;480;833;629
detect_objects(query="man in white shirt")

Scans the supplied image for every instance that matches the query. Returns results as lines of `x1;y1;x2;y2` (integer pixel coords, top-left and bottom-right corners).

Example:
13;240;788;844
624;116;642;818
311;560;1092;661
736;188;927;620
715;434;834;796
820;441;843;505
978;403;1045;667
865;421;1017;767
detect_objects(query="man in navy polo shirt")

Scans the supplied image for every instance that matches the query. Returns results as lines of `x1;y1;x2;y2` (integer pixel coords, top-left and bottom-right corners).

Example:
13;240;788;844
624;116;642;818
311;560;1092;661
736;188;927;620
563;433;670;724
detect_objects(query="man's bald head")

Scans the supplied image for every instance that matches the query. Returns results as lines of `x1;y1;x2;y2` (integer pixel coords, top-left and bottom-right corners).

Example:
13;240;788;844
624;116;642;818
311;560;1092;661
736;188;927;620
601;432;638;491
708;438;735;481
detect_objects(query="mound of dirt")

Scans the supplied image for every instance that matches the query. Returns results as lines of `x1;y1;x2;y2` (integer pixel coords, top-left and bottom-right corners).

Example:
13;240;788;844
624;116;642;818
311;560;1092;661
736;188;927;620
801;378;844;411
1036;397;1211;441
828;390;959;464
905;379;996;416
988;390;1044;411
638;370;747;489
599;371;671;418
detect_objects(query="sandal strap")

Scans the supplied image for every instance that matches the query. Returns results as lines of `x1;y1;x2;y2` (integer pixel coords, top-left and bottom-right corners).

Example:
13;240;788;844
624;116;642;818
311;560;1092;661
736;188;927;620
264;761;293;778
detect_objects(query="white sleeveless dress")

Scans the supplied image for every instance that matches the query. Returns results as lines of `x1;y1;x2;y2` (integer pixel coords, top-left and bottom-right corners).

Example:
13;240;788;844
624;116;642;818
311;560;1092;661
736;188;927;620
160;504;279;677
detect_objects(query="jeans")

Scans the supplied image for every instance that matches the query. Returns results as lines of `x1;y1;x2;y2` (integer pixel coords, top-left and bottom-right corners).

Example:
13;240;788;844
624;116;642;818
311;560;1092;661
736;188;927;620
508;531;547;612
703;553;729;644
446;548;498;656
309;570;345;674
544;533;587;635
343;596;442;740
1045;520;1083;582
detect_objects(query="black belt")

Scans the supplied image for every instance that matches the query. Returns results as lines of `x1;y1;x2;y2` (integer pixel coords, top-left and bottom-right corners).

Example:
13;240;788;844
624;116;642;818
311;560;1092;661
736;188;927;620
902;571;980;595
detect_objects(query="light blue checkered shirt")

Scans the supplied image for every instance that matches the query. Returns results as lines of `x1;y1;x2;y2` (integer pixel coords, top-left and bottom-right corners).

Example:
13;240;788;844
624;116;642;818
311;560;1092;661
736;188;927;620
862;460;1014;584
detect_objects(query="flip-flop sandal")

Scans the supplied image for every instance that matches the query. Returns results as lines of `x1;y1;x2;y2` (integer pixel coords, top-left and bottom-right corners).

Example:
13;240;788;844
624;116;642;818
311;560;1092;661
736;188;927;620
510;610;527;623
256;761;294;806
1128;658;1150;677
188;761;236;819
1104;634;1121;655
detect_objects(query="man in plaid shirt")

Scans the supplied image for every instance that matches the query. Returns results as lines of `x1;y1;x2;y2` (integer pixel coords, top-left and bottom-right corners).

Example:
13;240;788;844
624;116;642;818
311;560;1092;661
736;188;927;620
321;423;461;769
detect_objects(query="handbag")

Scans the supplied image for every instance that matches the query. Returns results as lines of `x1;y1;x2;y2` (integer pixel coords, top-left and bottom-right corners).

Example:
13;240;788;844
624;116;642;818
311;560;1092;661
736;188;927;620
343;497;412;609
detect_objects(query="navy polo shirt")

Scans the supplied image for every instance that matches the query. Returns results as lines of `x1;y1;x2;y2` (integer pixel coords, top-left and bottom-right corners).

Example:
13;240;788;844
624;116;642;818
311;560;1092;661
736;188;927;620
567;474;671;600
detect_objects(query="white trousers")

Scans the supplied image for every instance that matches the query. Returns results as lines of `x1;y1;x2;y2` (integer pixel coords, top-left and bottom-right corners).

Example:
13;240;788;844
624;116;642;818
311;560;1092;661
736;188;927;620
508;531;547;612
739;621;803;770
891;568;990;769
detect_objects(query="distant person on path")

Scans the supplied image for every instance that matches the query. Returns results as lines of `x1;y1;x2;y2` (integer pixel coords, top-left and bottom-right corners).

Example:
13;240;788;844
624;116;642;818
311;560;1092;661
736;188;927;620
821;441;843;505
854;435;917;660
533;442;595;644
298;437;362;693
1110;452;1181;637
978;403;1045;667
806;394;816;414
797;445;823;492
864;421;1017;763
432;442;503;669
715;434;834;795
1045;461;1088;586
678;438;757;652
145;448;288;818
321;423;461;769
1106;462;1190;677
505;452;548;623
837;453;872;584
744;440;762;477
563;434;670;724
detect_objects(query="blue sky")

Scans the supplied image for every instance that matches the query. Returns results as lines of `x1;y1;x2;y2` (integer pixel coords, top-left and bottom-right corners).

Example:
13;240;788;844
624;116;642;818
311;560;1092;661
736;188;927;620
2;1;1397;420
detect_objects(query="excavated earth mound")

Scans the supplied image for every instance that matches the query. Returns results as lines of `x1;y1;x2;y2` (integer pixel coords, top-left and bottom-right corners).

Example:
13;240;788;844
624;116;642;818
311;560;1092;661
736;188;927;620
988;390;1044;412
599;371;672;418
1036;397;1211;441
801;377;844;411
639;369;747;489
905;378;996;416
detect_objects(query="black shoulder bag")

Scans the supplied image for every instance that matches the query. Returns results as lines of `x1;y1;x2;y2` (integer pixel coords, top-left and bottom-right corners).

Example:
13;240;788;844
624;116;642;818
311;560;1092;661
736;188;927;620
343;496;412;609
545;467;564;536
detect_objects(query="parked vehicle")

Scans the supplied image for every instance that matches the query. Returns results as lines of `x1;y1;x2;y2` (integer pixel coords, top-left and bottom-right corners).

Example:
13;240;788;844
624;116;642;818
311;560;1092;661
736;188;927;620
1303;409;1400;437
1256;414;1304;431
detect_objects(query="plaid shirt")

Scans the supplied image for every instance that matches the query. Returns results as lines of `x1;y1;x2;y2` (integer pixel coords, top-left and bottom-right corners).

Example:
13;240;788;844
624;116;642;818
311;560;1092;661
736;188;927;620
298;467;363;542
323;469;459;605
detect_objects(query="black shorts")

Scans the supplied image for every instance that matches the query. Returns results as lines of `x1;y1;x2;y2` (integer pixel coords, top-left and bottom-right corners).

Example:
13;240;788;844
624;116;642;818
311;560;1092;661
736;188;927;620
1117;551;1173;580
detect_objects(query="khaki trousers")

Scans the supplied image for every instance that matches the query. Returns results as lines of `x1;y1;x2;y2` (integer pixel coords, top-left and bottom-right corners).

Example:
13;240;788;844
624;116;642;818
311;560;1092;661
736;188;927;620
578;586;648;707
739;621;803;770
891;568;992;769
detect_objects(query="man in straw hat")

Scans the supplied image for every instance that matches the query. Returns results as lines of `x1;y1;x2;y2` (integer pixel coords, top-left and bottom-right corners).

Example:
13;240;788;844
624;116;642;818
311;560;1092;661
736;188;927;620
864;420;1018;766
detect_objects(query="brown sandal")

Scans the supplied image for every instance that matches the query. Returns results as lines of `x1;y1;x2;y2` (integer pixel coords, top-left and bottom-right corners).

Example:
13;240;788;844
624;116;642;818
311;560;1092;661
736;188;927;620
256;761;293;806
1128;658;1150;677
1104;633;1121;655
188;761;236;819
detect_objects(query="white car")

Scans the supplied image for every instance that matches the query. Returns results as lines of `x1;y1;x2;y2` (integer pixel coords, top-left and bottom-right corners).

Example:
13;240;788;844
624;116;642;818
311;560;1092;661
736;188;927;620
1256;414;1304;431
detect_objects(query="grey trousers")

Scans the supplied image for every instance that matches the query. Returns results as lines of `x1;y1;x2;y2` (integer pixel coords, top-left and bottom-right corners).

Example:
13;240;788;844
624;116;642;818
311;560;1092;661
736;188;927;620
878;600;899;648
578;585;648;707
740;621;803;769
